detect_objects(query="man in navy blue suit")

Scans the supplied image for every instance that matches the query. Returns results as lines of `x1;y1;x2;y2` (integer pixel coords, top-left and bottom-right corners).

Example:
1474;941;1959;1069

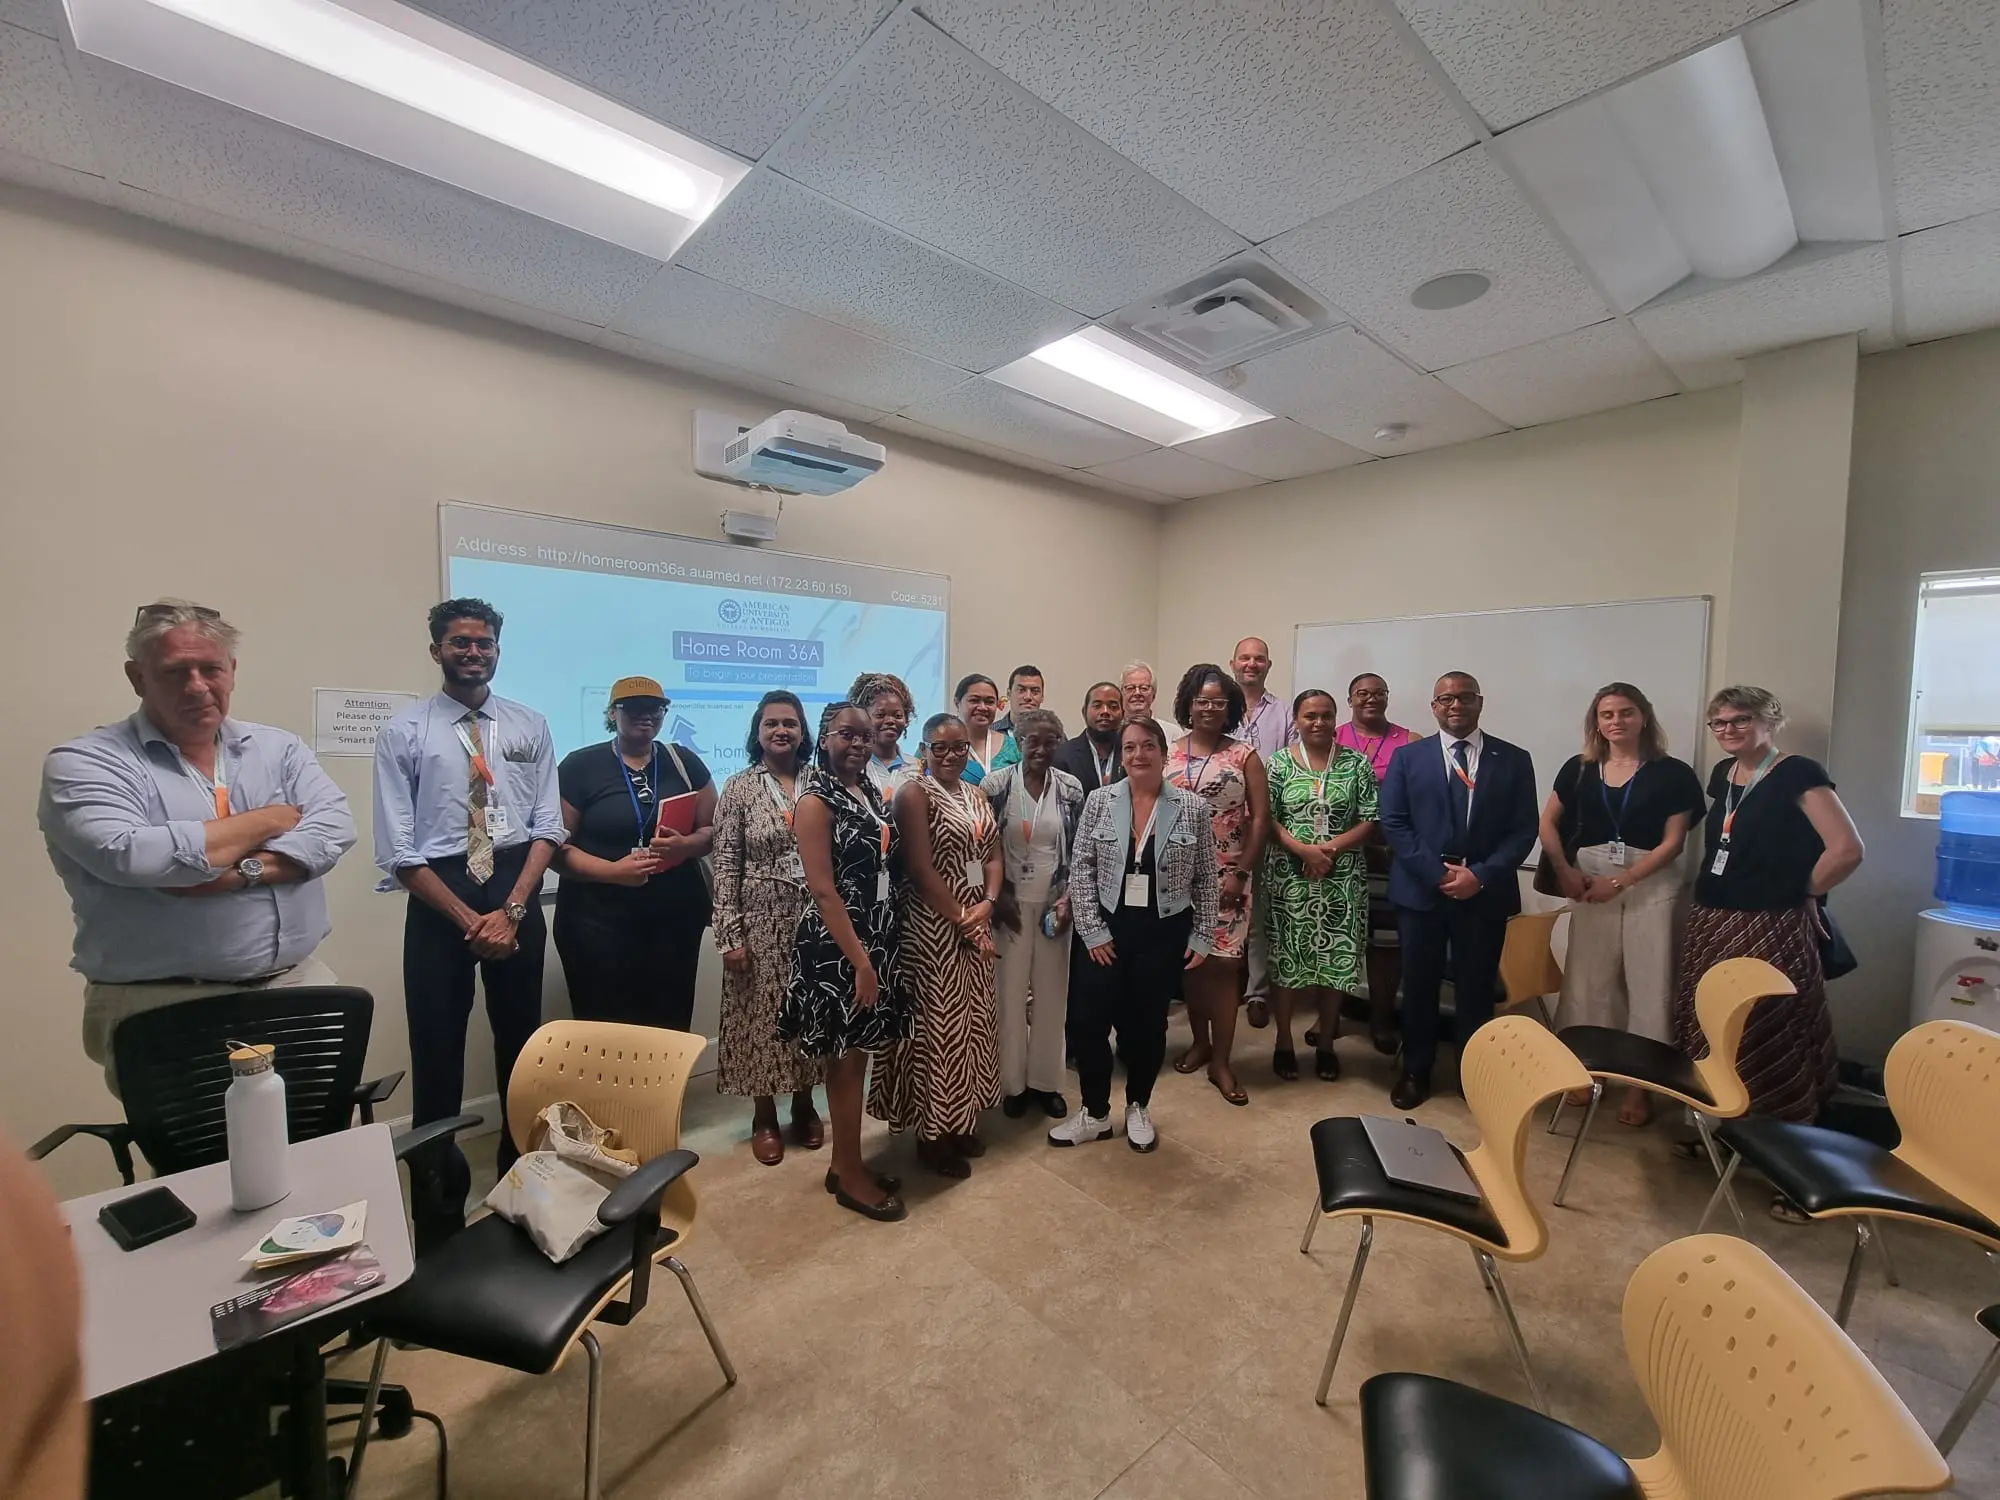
1378;672;1539;1108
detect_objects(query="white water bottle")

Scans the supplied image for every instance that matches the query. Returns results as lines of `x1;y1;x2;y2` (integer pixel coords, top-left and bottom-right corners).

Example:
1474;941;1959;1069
225;1042;291;1212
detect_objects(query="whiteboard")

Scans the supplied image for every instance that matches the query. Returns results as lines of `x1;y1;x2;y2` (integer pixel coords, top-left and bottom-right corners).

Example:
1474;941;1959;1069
1293;597;1713;797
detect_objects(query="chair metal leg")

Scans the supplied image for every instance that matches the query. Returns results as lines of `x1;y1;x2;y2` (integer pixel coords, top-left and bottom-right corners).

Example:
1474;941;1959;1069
341;1339;391;1500
1546;1093;1565;1135
665;1257;738;1387
1300;1197;1323;1255
1938;1340;2000;1456
1836;1221;1872;1328
1552;1082;1604;1208
582;1329;603;1500
1691;1116;1750;1238
1696;1151;1745;1235
1481;1251;1548;1415
1315;1217;1374;1407
1473;1244;1497;1294
1870;1217;1901;1288
1532;995;1553;1028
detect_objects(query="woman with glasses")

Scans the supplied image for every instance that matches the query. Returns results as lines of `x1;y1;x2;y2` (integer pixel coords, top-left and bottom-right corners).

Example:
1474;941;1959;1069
711;691;824;1166
1675;687;1863;1212
850;671;918;797
552;676;714;1030
1166;662;1269;1107
781;702;911;1221
871;713;1004;1177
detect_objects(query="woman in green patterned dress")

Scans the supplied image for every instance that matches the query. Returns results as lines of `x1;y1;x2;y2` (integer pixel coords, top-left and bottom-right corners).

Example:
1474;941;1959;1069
1263;689;1378;1082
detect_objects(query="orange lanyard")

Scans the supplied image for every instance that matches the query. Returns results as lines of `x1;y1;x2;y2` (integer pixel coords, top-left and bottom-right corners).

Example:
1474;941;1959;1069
453;721;496;786
1720;751;1779;842
180;736;229;817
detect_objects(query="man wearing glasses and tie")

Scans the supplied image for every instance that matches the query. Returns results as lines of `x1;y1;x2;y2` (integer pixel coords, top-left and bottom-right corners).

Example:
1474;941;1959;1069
40;600;357;1091
1377;672;1539;1109
373;598;563;1244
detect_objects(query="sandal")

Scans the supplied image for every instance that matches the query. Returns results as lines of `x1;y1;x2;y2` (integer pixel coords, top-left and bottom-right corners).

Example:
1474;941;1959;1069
1209;1073;1250;1107
1173;1046;1211;1075
1769;1195;1811;1225
1316;1047;1341;1082
1303;1027;1320;1048
1273;1045;1299;1082
751;1125;784;1166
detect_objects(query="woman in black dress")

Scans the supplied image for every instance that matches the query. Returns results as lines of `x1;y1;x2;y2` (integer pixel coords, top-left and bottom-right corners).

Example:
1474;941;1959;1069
553;676;714;1029
780;701;912;1221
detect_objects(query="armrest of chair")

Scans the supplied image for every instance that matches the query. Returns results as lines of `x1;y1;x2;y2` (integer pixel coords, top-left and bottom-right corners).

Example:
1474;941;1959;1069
390;1113;483;1163
595;1149;699;1327
28;1123;137;1185
352;1071;406;1125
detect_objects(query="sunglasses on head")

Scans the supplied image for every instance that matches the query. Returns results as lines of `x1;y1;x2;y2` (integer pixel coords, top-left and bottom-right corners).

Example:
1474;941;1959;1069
134;602;221;626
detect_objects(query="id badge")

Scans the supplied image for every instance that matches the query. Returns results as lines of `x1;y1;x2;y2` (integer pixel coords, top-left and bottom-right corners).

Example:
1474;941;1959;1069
1312;809;1329;840
1019;861;1036;879
964;859;985;891
1710;848;1729;876
1122;872;1150;908
876;868;891;905
778;850;805;883
484;803;513;839
1608;840;1627;867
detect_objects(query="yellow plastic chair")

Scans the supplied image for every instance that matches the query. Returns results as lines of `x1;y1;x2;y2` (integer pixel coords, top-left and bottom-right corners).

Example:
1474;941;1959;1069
1549;957;1791;1214
1358;1234;1951;1499
1300;1014;1590;1411
350;1022;735;1500
1496;908;1564;1026
1701;1019;2000;1326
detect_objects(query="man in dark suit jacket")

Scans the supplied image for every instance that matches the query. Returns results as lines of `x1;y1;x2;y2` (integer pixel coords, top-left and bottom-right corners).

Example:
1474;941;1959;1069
1052;680;1126;791
1378;672;1539;1108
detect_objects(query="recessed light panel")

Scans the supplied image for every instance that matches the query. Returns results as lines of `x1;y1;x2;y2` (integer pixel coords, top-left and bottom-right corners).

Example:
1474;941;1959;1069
988;326;1273;447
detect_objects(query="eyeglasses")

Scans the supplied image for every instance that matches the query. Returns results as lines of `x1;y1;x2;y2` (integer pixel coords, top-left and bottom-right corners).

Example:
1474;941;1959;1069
442;635;498;653
1432;692;1481;707
133;602;221;626
1191;696;1231;711
1707;714;1758;732
827;727;871;745
616;700;668;718
926;741;971;758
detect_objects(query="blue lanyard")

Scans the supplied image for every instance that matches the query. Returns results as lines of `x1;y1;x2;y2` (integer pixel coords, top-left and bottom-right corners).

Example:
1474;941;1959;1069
1598;763;1640;839
619;745;659;845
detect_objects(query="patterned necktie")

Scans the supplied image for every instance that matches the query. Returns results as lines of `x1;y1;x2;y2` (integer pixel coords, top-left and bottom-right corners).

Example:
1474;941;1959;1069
465;715;494;883
1448;739;1471;832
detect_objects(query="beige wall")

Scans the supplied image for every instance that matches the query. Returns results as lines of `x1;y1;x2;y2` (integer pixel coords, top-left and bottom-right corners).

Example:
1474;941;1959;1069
0;187;1160;1195
1830;329;2000;1060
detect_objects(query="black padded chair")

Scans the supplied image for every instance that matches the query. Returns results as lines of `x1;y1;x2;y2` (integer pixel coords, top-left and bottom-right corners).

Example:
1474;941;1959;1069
1696;1019;2000;1327
30;986;403;1182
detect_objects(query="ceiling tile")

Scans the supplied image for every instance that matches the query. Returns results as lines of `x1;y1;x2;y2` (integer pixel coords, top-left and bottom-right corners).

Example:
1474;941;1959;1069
890;379;1157;469
1177;417;1372;482
0;1;60;39
1235;326;1508;455
919;0;1472;242
609;265;972;414
0;22;102;176
404;0;886;159
1264;148;1608;369
766;12;1243;317
1883;0;2000;233
598;334;889;425
1899;210;2000;346
1630;243;1893;388
79;58;663;326
1438;320;1677;427
0;149;113;203
1392;0;1787;129
875;415;1084;480
676;170;1084;371
1062;468;1177;504
1086;447;1264;500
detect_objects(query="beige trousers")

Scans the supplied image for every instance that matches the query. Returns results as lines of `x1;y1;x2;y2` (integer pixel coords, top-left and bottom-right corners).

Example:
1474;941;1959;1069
994;901;1070;1096
1552;845;1678;1044
82;955;341;1097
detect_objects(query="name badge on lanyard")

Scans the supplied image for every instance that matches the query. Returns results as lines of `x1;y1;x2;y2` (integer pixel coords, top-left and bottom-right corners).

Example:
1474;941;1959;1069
768;772;805;882
1601;767;1639;868
621;745;659;855
1713;750;1778;877
454;720;503;835
1124;800;1158;908
955;784;988;891
858;791;892;906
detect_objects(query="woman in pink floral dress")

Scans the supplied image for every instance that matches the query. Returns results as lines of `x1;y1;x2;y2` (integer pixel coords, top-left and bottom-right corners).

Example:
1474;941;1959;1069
1165;663;1269;1106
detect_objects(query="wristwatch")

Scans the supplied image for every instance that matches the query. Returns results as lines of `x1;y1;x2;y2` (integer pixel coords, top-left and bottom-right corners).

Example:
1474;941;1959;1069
504;901;530;924
236;856;265;888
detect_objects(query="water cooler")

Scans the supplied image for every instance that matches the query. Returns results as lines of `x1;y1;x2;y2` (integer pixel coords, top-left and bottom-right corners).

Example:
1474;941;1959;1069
1911;792;2000;1028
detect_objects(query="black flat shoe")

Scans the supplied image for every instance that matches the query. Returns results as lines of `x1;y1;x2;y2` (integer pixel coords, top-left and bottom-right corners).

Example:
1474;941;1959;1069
1002;1091;1032;1118
1041;1091;1069;1118
824;1168;903;1195
1315;1047;1341;1082
1389;1070;1430;1110
832;1183;907;1222
1370;1029;1400;1057
1272;1045;1299;1082
1303;1027;1320;1048
918;1141;971;1179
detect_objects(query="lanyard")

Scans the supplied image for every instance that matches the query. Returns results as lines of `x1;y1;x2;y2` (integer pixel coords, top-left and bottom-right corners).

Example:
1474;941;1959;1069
1348;725;1396;777
1130;796;1159;870
852;782;892;860
947;780;991;840
1447;739;1476;790
1599;763;1640;840
178;734;230;818
1013;773;1054;844
1720;750;1780;842
1090;741;1115;787
453;719;496;786
1242;694;1275;745
969;730;998;775
765;766;798;828
1296;746;1334;802
1182;742;1218;794
618;745;659;845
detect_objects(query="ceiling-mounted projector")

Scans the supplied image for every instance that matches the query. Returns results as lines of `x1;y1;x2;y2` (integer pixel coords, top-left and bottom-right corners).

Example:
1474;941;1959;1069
714;409;885;496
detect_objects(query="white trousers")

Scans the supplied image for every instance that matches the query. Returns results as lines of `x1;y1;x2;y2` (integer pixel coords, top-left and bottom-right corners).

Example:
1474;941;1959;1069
994;900;1070;1096
83;955;341;1097
1552;845;1678;1043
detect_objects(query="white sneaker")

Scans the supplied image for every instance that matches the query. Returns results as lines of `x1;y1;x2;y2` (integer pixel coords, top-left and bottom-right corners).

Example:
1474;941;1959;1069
1048;1108;1113;1147
1125;1102;1158;1153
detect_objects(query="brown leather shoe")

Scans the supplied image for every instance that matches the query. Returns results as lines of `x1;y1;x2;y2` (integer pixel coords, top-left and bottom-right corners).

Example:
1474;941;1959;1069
751;1125;785;1166
791;1113;826;1150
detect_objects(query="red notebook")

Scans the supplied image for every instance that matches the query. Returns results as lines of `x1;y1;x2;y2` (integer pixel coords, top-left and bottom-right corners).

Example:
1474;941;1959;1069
655;791;698;837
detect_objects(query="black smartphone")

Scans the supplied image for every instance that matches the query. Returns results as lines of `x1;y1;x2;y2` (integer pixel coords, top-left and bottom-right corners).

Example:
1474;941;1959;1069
98;1185;197;1251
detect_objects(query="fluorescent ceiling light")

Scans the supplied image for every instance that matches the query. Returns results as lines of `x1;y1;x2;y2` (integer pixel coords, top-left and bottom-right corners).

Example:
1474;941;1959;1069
988;327;1273;447
65;0;748;259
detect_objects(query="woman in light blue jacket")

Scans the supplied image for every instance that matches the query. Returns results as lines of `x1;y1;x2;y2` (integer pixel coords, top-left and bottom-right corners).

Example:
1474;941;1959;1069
1049;718;1219;1154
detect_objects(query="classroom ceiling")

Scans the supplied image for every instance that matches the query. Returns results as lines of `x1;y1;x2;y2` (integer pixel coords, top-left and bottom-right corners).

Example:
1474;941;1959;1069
2;0;1996;503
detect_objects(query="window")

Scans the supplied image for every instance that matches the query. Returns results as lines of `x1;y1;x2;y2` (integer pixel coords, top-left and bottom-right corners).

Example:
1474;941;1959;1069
1903;570;2000;817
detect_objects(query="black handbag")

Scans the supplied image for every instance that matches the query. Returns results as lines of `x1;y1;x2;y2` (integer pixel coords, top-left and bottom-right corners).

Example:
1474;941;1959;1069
1532;765;1587;898
1817;896;1859;981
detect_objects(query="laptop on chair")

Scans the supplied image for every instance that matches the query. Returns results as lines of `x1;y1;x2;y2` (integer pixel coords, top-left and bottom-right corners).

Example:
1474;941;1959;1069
1360;1115;1482;1203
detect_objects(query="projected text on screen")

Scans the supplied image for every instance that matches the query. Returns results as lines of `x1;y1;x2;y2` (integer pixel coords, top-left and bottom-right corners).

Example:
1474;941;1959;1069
440;504;949;779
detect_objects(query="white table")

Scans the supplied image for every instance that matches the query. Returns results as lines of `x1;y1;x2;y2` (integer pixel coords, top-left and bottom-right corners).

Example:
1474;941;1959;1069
62;1123;414;1401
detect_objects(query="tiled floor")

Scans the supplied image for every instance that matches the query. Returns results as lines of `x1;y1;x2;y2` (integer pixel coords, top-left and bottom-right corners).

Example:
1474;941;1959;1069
351;1014;2000;1499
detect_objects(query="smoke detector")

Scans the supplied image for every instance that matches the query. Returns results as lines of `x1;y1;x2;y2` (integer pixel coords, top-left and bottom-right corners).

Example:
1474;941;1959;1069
1113;255;1333;374
1374;423;1410;444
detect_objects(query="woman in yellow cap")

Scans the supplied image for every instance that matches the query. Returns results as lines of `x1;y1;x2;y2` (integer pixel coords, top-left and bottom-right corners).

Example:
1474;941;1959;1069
552;676;715;1029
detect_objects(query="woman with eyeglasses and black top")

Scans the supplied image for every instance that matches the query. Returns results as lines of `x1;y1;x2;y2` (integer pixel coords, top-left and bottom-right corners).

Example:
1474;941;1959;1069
553;675;714;1031
781;701;911;1221
871;712;1004;1178
1673;688;1863;1217
711;691;824;1166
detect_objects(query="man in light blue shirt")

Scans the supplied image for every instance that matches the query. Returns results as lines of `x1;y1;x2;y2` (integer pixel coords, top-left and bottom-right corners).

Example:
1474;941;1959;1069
373;597;562;1245
39;601;356;1089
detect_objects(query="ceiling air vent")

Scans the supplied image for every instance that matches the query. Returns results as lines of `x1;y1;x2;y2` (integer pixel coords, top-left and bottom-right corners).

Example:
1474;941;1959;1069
1115;256;1331;375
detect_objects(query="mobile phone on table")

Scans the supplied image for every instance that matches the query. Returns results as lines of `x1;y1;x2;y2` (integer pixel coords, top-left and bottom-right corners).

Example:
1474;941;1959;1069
99;1185;197;1251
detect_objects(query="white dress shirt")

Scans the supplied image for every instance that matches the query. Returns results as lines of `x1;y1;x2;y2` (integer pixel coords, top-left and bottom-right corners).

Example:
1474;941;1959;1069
1439;728;1486;821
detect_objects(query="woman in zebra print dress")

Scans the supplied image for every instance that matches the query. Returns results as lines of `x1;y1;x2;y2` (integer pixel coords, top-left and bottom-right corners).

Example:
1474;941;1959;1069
871;712;1004;1178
